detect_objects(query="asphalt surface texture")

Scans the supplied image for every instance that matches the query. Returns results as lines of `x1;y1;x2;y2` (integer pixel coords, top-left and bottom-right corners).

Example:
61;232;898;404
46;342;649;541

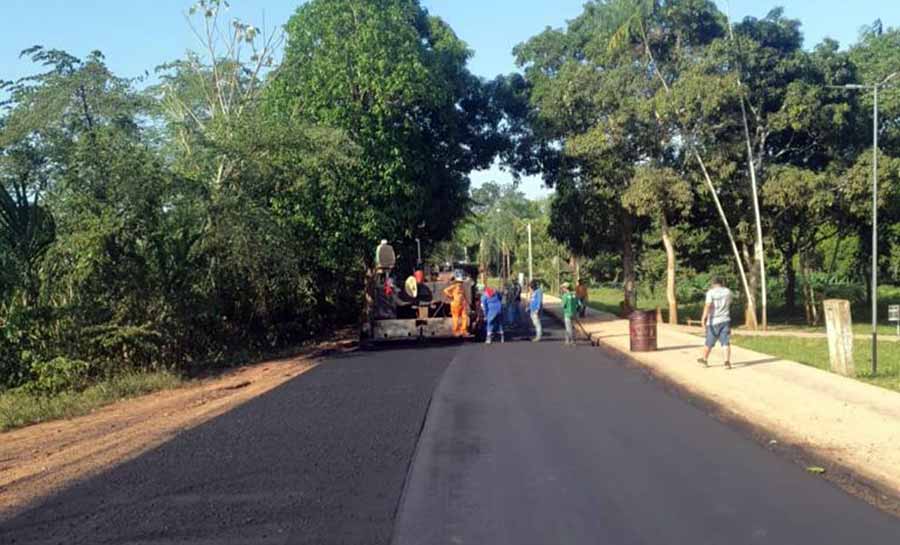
1;345;454;545
394;320;900;545
4;314;899;544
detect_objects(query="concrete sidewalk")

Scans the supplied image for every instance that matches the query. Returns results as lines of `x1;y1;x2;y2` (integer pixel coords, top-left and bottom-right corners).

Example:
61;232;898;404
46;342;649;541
543;295;900;505
672;323;900;342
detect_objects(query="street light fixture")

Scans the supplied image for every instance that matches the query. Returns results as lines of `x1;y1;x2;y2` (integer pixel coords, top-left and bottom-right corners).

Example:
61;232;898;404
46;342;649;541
831;71;899;375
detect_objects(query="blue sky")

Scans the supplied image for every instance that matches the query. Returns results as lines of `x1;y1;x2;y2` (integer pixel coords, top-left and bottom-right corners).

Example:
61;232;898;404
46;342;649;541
2;1;898;198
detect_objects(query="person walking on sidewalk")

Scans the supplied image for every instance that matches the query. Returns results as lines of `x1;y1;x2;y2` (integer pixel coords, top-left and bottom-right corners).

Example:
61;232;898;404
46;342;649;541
561;282;582;346
698;277;733;369
575;279;588;318
529;280;543;342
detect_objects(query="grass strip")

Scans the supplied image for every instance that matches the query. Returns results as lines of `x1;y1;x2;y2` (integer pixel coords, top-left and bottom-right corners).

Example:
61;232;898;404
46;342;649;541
729;336;900;393
0;371;183;432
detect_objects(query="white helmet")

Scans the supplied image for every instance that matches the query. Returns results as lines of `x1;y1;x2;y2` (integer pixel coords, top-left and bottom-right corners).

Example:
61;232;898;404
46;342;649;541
453;269;465;281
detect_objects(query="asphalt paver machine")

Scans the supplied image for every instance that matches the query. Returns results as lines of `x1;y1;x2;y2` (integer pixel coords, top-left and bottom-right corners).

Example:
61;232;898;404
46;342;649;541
362;240;482;344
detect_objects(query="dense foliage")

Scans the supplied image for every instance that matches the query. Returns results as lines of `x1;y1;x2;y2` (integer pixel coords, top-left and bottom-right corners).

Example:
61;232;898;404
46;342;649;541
0;0;510;389
4;0;900;393
507;0;900;326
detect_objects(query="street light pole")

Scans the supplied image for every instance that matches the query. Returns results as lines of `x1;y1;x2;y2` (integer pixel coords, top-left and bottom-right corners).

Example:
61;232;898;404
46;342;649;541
872;84;879;374
831;71;898;375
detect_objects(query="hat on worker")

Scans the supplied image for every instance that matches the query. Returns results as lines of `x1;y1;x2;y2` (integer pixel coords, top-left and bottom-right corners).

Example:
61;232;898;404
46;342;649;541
404;275;418;298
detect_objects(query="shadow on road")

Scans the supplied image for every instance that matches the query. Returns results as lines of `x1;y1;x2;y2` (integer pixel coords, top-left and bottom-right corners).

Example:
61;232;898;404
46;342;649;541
0;344;458;545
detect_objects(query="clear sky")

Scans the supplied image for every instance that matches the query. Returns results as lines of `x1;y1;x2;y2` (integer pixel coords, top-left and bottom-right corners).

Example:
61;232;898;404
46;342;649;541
2;1;898;198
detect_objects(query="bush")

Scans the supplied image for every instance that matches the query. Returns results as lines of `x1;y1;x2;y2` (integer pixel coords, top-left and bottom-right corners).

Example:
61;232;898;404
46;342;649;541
802;272;866;303
675;268;739;303
0;370;182;431
0;337;26;389
27;357;93;394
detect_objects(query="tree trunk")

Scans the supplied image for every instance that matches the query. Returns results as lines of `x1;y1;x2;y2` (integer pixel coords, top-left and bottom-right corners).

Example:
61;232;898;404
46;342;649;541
622;213;637;314
742;242;760;330
801;253;819;326
827;235;842;275
729;12;768;330
642;25;756;331
784;242;797;313
691;151;757;327
660;215;678;325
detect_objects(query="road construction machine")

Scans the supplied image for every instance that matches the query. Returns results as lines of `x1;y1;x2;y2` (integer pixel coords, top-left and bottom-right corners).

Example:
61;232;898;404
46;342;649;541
361;240;482;344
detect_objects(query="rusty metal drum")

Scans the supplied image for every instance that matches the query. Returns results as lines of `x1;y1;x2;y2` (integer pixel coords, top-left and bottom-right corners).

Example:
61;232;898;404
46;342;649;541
629;310;658;352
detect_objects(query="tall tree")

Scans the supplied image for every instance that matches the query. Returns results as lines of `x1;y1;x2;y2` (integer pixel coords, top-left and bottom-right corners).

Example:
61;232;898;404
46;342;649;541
268;0;506;256
622;166;693;324
515;0;729;312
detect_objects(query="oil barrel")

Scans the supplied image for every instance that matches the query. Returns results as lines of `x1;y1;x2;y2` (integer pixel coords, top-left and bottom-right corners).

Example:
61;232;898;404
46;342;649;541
629;310;657;352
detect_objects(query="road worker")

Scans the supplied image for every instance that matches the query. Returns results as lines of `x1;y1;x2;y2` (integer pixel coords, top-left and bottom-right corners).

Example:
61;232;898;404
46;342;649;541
575;279;588;318
443;270;469;337
481;286;504;344
561;282;582;346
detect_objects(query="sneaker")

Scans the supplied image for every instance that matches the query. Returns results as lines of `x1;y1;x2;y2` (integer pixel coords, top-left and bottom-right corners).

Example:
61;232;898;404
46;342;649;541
485;338;492;345
500;336;505;344
697;358;709;367
724;361;732;370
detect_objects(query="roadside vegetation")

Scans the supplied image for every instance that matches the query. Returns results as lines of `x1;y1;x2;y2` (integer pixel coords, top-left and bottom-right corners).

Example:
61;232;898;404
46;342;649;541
4;0;900;427
730;337;900;393
445;1;900;335
1;0;523;419
440;2;900;388
0;371;182;431
587;285;900;333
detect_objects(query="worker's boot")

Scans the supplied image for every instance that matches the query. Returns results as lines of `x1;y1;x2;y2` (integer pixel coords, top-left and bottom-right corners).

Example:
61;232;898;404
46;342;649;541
500;333;505;343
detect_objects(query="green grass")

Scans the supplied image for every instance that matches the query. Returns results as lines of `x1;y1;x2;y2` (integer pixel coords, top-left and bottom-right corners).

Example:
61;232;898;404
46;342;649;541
588;284;900;335
730;336;900;393
0;371;183;432
586;286;707;319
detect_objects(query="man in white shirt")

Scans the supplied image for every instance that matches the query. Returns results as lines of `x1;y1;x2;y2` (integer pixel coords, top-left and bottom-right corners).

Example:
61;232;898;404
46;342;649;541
697;277;733;369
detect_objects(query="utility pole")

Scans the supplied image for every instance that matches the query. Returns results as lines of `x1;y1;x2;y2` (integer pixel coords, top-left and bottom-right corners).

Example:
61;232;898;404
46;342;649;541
872;82;879;374
527;223;534;285
831;71;899;375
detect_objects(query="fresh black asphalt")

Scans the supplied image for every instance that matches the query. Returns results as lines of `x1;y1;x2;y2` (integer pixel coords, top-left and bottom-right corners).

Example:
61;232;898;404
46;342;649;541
0;345;454;545
393;329;900;544
3;318;899;544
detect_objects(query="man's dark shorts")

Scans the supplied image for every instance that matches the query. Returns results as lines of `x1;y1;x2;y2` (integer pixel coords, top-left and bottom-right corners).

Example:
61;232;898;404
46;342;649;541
706;321;731;347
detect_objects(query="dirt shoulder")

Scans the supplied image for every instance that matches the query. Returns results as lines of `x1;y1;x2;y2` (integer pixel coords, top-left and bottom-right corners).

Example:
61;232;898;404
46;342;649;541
0;341;349;519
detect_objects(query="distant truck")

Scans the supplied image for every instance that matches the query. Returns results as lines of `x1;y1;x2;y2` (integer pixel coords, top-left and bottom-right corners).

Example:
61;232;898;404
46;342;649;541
361;240;482;343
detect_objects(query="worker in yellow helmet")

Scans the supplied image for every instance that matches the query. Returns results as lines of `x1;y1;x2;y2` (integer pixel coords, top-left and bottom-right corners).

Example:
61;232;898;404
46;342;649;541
443;270;469;337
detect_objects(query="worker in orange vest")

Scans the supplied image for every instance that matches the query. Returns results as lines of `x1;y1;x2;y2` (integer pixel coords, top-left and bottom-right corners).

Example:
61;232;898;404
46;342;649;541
443;270;469;337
